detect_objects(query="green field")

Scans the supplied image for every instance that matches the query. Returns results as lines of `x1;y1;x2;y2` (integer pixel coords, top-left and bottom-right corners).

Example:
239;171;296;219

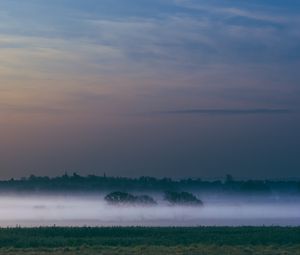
0;227;299;254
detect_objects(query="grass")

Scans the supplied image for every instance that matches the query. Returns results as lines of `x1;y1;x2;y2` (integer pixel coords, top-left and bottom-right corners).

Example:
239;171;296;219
1;245;300;255
0;227;299;254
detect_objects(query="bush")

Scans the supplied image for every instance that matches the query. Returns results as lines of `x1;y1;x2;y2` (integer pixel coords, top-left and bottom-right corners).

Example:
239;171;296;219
164;191;203;206
135;195;157;205
105;192;157;205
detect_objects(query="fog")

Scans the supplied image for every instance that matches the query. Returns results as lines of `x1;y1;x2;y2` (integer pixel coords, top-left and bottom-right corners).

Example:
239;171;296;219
0;194;299;227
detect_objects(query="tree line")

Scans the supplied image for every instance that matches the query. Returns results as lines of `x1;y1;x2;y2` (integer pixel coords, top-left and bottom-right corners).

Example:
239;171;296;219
0;173;299;194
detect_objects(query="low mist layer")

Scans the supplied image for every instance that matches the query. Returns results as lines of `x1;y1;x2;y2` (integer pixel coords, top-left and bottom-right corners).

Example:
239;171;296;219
0;194;299;227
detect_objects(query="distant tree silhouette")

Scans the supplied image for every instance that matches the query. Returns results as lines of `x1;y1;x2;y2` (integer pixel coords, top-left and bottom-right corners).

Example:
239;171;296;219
105;191;136;204
240;181;271;193
225;174;234;183
105;191;157;205
0;173;298;195
164;191;203;206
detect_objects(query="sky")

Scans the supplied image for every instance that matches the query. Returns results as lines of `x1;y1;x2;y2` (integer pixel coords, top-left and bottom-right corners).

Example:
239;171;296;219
0;0;300;179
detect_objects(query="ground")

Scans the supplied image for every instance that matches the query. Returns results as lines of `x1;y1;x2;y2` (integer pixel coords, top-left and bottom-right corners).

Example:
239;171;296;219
0;227;299;254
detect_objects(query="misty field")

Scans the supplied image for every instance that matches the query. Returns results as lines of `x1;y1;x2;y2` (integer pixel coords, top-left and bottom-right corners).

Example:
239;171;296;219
0;227;299;254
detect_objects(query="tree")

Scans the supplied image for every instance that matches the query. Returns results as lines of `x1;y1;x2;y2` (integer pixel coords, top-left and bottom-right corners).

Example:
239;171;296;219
164;191;203;206
225;174;234;183
105;191;157;205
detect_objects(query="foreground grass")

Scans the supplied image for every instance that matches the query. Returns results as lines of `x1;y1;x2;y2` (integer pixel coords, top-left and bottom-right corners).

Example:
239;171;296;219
0;227;299;254
1;245;300;255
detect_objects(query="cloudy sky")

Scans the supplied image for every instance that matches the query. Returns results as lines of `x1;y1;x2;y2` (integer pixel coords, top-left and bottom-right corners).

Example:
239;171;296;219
0;0;299;179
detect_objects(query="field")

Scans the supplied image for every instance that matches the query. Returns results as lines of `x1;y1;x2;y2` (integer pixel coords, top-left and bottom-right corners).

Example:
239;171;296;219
0;227;299;254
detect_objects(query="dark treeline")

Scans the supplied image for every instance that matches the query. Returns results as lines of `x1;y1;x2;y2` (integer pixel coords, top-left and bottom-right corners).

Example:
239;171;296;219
0;173;299;194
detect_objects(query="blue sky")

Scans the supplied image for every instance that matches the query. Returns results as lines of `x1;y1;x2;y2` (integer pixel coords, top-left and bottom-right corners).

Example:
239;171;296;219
0;0;299;179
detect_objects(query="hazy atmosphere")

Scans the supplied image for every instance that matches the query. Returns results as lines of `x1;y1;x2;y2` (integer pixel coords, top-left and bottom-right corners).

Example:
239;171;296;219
1;194;299;227
1;0;300;179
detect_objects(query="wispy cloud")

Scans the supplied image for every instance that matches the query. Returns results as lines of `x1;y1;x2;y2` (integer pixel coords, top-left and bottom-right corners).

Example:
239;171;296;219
0;1;299;115
158;108;292;116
